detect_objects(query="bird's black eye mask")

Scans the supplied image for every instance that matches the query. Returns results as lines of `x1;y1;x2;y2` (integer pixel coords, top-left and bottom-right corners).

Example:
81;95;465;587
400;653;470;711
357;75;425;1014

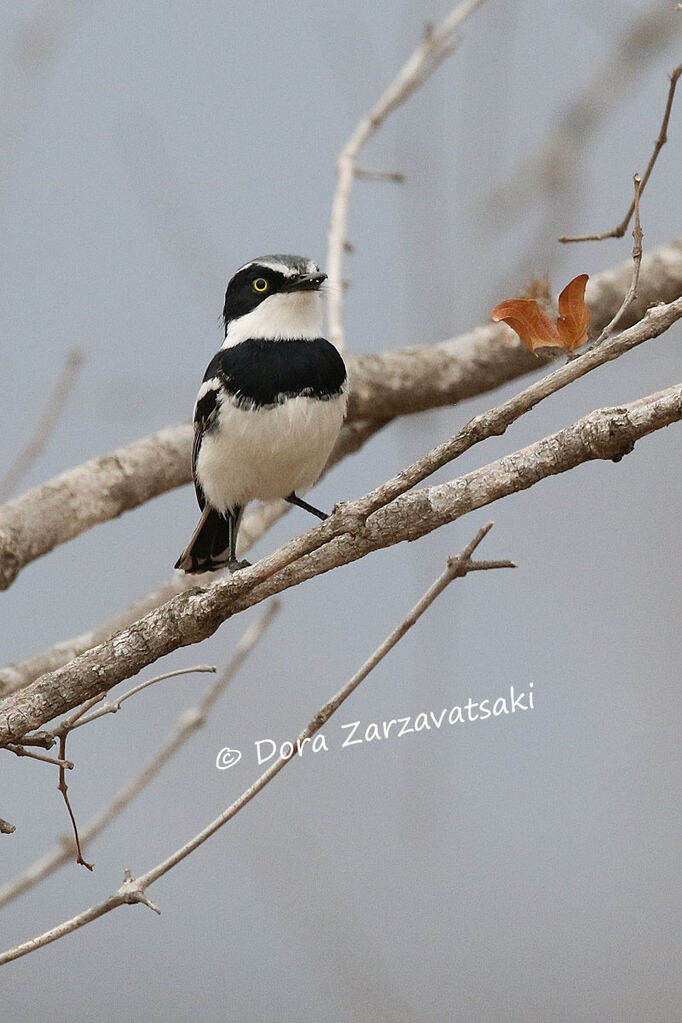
222;268;287;327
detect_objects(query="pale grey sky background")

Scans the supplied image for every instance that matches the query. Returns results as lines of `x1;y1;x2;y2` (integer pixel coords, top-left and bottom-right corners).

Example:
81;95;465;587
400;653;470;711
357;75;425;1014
1;2;681;1020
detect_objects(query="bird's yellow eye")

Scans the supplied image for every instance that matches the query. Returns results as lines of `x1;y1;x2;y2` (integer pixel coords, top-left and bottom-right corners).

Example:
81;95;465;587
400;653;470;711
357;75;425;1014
253;278;269;293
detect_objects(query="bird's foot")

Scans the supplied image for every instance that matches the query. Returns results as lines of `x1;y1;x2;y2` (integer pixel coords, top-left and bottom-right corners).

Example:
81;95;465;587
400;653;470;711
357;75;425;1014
227;558;252;573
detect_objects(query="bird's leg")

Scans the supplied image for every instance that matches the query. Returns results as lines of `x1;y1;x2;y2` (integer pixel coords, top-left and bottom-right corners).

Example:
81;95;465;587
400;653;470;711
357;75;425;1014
227;506;251;572
286;492;328;520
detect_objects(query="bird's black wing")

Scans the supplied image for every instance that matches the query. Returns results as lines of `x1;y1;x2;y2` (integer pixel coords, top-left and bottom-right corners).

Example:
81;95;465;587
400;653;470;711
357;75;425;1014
191;374;222;510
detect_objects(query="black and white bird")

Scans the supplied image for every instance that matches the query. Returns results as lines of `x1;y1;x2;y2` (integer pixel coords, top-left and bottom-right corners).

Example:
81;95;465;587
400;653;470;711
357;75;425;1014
175;254;348;574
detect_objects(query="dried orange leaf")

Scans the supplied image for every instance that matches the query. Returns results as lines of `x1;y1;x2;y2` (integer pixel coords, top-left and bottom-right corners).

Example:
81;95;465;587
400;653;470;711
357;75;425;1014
556;273;590;351
491;298;561;352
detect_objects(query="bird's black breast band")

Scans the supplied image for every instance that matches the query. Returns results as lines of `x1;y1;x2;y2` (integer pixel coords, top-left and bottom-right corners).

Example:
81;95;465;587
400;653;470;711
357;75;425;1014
202;337;347;409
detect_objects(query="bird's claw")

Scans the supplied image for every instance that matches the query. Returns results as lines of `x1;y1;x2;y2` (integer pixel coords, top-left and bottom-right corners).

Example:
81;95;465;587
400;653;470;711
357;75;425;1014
228;558;252;573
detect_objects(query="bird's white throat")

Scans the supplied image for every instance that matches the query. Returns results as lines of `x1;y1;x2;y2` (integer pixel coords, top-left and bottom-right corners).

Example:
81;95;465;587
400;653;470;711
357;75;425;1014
223;291;324;348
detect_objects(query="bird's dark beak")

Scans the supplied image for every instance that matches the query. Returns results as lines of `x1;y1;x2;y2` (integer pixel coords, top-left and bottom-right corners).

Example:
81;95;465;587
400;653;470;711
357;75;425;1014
283;272;327;292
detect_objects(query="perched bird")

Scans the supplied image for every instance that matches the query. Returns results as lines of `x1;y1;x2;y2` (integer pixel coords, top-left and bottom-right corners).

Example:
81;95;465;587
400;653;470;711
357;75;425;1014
175;254;348;574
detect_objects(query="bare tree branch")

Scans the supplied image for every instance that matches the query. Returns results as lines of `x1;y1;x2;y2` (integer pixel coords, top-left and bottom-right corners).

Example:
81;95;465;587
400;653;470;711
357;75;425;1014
0;528;508;966
13;731;55;749
0;238;680;603
326;0;487;349
1;343;680;747
0;575;204;699
1;291;681;723
0;422;192;592
56;730;92;870
560;63;682;243
0;604;279;910
0;348;84;503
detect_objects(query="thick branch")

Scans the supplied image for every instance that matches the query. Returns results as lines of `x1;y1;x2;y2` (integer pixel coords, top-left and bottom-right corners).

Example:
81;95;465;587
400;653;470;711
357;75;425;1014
0;238;679;595
1;381;679;746
0;423;192;591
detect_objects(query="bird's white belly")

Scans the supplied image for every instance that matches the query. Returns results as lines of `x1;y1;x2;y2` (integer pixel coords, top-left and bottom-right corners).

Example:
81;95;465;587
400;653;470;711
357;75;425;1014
196;393;347;511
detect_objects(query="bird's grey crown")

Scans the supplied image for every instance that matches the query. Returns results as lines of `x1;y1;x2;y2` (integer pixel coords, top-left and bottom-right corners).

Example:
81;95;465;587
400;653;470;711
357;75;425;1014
235;254;319;278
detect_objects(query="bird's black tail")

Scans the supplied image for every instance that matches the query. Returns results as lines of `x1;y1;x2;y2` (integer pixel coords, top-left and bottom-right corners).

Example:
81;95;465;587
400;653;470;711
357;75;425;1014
174;505;243;574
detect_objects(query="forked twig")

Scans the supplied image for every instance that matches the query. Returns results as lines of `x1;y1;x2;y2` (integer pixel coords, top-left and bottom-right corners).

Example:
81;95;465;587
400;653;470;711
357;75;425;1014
0;606;279;909
326;0;486;349
560;64;681;243
50;665;223;869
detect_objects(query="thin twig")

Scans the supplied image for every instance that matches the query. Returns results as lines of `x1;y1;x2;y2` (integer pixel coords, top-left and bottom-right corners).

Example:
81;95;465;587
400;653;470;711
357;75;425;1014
0;605;279;910
0;348;84;502
326;0;486;348
589;174;644;347
52;691;110;870
4;744;73;769
47;665;217;739
466;559;516;571
0;528;510;965
57;733;92;870
560;64;681;243
130;529;510;891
